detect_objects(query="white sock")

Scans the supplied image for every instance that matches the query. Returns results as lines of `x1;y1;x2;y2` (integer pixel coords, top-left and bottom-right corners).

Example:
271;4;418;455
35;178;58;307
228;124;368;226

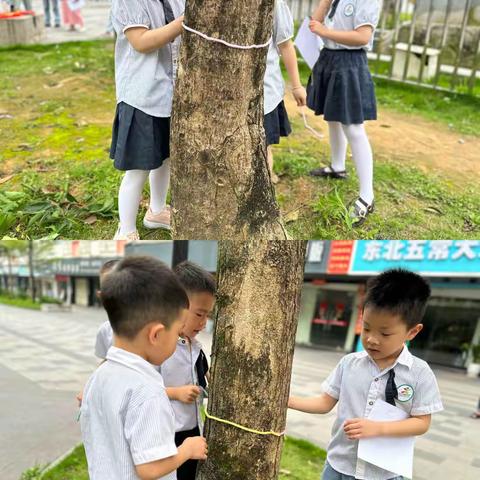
118;169;149;235
341;123;374;204
149;159;171;214
328;121;347;172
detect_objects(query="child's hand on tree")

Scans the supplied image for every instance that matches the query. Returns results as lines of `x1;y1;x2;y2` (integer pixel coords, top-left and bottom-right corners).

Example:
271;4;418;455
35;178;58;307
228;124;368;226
183;436;208;460
343;418;382;439
292;86;307;107
176;385;201;403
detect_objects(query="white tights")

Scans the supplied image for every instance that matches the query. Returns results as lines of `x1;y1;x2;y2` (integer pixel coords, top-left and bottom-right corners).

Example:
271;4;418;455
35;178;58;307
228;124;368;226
117;159;170;235
328;121;374;204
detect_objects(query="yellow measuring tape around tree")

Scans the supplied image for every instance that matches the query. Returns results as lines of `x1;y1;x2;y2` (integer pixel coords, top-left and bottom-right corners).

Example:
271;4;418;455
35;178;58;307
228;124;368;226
204;410;285;437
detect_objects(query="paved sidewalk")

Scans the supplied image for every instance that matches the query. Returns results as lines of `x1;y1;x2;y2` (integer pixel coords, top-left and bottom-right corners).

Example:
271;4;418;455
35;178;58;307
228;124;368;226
30;0;112;44
0;304;105;480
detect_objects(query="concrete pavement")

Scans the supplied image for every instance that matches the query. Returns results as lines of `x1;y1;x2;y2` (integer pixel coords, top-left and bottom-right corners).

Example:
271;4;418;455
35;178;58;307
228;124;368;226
0;304;104;479
29;0;112;44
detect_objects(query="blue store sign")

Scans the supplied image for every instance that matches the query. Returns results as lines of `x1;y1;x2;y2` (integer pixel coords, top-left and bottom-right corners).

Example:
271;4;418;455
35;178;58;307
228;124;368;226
351;240;480;277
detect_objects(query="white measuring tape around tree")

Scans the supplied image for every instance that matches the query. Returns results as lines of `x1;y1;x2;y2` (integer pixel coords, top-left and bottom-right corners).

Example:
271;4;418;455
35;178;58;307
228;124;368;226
182;22;272;50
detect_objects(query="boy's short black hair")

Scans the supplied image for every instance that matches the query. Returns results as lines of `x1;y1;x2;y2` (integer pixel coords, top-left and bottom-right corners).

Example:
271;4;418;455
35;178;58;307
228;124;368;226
100;256;189;339
173;261;216;296
363;268;431;328
99;259;119;287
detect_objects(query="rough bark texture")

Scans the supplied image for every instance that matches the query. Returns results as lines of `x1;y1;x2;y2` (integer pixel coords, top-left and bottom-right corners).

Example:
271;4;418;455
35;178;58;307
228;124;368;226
197;240;307;480
170;1;287;240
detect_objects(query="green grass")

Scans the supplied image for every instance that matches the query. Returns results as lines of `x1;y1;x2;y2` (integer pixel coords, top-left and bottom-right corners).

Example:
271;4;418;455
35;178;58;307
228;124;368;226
21;445;88;480
275;111;480;239
21;438;325;480
0;40;172;240
280;436;326;479
0;293;42;310
1;40;479;239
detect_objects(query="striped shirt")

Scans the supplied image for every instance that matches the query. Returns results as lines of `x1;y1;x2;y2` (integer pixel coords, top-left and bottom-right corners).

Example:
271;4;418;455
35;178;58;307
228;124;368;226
95;321;205;433
322;346;443;480
323;0;380;51
161;337;203;433
264;0;294;114
111;0;185;117
80;347;178;480
94;320;113;359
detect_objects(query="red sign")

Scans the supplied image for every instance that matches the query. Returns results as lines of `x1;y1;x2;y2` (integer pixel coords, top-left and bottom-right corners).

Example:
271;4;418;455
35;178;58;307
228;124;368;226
72;240;80;257
327;241;355;274
355;284;366;335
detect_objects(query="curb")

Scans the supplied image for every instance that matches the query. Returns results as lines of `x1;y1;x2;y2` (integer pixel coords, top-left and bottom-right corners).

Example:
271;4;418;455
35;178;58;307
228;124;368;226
39;443;82;478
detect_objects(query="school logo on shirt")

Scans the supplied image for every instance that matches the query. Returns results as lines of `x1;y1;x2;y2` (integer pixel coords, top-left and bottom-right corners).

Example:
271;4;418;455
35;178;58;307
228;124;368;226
344;3;355;17
397;384;414;402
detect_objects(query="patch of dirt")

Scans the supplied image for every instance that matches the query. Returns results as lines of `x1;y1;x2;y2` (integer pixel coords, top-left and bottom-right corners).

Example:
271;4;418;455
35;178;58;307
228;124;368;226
283;94;480;185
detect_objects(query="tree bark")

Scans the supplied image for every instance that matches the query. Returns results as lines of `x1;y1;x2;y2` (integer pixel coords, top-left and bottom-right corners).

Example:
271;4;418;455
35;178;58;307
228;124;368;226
170;0;287;240
197;240;307;480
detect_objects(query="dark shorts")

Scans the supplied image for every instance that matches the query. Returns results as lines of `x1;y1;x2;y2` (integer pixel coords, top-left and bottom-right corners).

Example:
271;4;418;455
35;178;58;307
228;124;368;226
307;48;377;125
264;100;292;146
174;426;201;480
110;102;170;171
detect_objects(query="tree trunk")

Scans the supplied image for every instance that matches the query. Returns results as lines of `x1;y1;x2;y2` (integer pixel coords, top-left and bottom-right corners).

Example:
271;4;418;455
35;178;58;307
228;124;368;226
171;0;287;240
172;240;189;267
7;253;13;294
28;240;36;302
197;240;307;480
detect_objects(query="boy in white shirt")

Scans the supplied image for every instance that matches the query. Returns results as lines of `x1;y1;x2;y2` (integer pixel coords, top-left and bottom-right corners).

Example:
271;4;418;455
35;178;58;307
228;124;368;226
289;269;443;480
80;256;208;480
94;260;216;480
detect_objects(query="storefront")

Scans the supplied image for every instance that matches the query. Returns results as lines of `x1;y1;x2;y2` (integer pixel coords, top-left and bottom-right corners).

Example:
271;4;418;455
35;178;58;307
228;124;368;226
125;240;218;272
50;257;118;307
297;240;480;369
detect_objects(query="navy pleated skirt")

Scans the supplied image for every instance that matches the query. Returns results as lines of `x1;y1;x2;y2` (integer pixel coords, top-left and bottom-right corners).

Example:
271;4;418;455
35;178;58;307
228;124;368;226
264;100;292;146
110;102;170;171
307;48;377;125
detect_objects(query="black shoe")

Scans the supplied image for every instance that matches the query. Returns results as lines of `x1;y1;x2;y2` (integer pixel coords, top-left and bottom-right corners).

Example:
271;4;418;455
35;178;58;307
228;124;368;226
45;22;51;28
349;197;375;227
55;23;61;28
309;165;347;180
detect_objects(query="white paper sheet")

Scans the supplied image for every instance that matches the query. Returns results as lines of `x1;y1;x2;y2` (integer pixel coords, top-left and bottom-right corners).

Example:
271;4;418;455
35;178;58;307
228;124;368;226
294;17;323;70
357;400;415;479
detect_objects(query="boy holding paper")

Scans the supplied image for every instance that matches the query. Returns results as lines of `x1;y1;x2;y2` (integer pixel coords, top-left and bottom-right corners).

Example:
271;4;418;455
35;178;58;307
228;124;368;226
289;269;443;480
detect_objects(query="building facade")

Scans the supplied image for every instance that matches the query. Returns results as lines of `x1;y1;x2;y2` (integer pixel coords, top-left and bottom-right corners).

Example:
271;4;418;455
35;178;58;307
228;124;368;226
2;240;479;368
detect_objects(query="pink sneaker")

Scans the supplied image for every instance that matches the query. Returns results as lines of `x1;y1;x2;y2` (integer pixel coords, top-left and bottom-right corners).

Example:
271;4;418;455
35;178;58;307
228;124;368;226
113;227;140;241
143;206;171;231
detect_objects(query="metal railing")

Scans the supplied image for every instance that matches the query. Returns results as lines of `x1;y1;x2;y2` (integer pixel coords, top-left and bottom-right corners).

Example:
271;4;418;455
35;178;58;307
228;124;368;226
287;0;480;96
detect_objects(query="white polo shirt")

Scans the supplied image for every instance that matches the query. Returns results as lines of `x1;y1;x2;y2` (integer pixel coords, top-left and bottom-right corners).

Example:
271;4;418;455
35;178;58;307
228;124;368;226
161;337;204;433
94;320;113;359
264;0;294;115
94;322;204;433
111;0;185;117
323;0;381;51
322;346;443;480
80;347;178;480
